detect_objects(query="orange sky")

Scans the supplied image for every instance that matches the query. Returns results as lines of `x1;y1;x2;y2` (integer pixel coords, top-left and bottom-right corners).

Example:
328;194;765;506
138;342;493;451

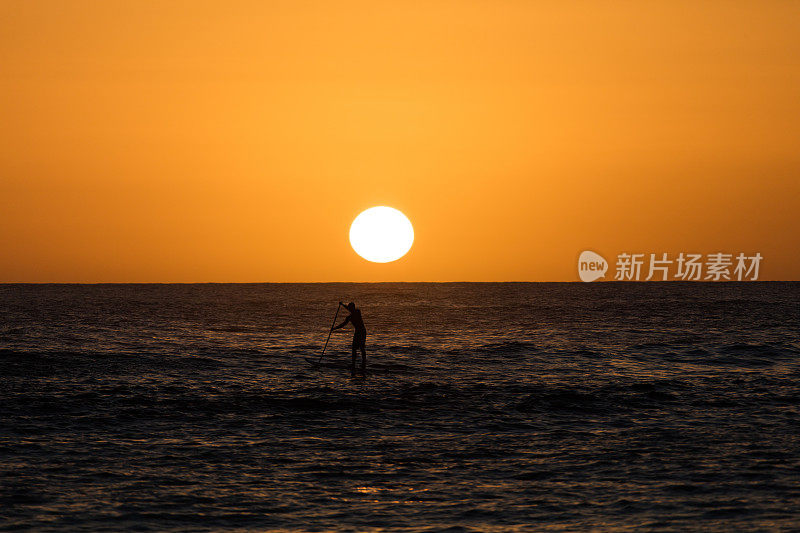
2;1;799;281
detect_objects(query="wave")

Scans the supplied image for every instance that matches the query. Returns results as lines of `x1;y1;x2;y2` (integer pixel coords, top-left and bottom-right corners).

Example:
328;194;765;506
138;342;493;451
695;343;796;367
206;325;262;333
383;344;436;355
718;343;782;356
479;340;538;352
514;379;689;414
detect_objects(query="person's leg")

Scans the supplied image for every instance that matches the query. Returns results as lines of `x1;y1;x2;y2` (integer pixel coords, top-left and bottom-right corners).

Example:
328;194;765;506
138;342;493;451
351;338;357;376
359;334;367;372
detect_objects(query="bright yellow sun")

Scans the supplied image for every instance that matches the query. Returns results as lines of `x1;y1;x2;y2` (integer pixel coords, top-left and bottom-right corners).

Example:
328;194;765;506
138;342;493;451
349;206;414;263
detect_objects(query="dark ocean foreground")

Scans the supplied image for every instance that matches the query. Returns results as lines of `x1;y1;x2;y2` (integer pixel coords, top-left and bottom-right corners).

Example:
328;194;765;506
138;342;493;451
1;282;799;532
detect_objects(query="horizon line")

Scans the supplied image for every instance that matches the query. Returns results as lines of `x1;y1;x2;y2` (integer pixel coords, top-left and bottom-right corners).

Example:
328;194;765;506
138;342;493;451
0;280;795;285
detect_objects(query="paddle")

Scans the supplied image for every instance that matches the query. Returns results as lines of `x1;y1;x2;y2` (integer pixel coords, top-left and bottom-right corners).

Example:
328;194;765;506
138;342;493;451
316;303;341;365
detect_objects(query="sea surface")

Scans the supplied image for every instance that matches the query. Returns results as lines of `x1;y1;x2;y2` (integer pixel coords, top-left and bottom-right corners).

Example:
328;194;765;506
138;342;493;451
1;282;799;532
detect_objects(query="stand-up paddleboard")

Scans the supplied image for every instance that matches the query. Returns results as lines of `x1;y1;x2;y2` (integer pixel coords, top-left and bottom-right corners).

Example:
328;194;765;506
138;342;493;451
304;357;369;376
304;357;411;373
305;357;350;369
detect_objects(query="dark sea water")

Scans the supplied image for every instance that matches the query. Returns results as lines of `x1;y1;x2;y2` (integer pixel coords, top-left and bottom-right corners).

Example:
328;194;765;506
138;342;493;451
1;282;799;532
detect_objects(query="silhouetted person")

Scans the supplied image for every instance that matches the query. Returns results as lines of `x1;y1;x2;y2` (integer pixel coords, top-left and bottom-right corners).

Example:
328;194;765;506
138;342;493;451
331;301;366;376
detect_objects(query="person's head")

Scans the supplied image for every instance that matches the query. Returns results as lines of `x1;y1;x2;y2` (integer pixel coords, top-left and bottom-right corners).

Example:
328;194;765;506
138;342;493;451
347;302;356;312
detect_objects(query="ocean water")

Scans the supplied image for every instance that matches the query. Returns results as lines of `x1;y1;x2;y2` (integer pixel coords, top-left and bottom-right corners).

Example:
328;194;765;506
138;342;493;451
1;282;799;532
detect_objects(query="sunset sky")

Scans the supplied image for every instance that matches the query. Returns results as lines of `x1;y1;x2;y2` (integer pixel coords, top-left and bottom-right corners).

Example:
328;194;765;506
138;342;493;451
2;1;799;282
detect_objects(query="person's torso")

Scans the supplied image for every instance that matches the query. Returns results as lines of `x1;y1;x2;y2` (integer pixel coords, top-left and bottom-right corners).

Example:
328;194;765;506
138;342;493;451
350;309;366;333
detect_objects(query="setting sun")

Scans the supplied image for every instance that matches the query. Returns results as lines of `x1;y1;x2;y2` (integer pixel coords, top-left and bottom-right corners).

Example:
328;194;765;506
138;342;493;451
349;206;414;263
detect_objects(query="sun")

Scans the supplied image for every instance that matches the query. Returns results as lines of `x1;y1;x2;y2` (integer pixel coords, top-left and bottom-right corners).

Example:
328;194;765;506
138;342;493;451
349;206;414;263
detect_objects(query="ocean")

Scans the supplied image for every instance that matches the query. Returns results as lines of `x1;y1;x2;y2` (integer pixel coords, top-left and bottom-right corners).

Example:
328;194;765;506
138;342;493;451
1;282;799;531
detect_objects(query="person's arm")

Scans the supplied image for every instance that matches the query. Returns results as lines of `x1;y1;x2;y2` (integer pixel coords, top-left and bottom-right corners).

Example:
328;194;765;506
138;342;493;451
331;315;351;331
